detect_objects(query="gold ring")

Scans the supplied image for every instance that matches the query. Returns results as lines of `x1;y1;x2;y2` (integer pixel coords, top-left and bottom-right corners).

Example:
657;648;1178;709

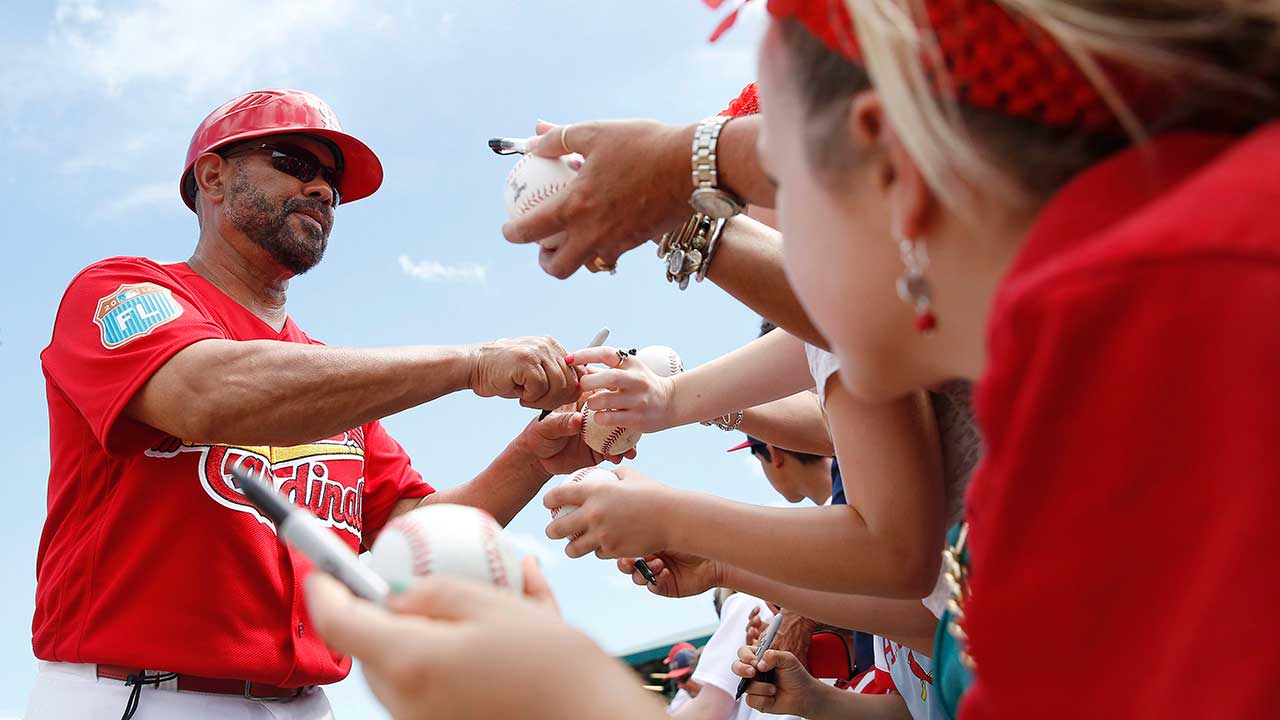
593;257;617;274
560;125;574;154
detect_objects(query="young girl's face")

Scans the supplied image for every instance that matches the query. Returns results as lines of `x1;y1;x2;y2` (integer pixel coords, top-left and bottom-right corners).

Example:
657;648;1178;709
756;23;924;401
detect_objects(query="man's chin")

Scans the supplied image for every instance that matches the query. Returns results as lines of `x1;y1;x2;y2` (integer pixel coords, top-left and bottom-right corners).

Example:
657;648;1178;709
268;242;325;275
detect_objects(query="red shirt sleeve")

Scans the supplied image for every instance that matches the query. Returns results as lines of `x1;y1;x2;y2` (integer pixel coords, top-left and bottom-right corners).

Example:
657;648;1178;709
360;420;434;540
965;256;1280;718
41;258;228;454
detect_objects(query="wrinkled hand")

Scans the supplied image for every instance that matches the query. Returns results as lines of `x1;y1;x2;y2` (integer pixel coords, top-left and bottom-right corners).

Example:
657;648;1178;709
519;411;635;476
617;550;725;598
501;119;693;279
543;466;673;559
305;558;663;720
732;646;821;717
747;607;815;664
567;346;678;433
469;336;578;410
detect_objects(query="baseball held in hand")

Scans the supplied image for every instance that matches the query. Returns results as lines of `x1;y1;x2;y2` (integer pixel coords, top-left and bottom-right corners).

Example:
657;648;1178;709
369;503;523;594
549;467;620;540
549;466;621;521
582;345;684;455
503;153;583;250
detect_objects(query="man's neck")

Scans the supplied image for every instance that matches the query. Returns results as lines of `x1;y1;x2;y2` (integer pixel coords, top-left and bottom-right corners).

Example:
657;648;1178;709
189;228;293;332
804;461;834;505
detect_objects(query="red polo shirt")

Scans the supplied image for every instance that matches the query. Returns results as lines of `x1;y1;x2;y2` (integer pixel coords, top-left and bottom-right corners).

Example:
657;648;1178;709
35;256;433;687
962;124;1280;718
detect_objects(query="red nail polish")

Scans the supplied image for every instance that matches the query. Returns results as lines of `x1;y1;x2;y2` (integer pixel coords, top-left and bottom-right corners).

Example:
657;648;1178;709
564;354;575;364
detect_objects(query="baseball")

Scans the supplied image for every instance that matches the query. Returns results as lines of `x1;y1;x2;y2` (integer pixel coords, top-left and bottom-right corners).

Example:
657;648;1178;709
549;467;620;539
368;503;523;594
635;345;685;377
503;153;583;249
581;345;684;455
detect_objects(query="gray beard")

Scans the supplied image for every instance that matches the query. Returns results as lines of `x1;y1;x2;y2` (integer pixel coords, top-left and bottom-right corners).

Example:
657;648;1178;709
224;175;329;275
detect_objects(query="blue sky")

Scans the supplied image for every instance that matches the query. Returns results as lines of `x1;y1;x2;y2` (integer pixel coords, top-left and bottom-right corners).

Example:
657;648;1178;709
0;2;776;717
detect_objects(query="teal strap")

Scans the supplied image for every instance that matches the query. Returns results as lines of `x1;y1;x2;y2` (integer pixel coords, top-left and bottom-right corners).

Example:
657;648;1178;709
932;522;974;719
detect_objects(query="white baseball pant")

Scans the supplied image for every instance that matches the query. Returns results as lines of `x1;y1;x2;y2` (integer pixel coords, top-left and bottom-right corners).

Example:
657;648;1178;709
24;661;336;719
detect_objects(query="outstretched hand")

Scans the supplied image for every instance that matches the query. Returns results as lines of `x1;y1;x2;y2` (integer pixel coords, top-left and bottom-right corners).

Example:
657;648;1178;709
566;346;679;433
544;465;674;559
304;558;665;720
732;646;821;717
501;120;693;279
617;550;724;598
520;410;634;476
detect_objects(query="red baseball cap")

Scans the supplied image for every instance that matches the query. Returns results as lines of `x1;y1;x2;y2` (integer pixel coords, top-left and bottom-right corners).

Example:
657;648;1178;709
665;642;696;663
729;436;768;453
662;645;698;680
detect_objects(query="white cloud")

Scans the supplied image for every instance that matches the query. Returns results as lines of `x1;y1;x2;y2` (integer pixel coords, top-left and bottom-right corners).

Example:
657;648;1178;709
398;255;488;284
55;0;103;24
49;0;399;98
501;530;563;570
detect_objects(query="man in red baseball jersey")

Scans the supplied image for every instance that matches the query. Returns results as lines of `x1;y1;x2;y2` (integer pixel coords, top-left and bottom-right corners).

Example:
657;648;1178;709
26;88;609;720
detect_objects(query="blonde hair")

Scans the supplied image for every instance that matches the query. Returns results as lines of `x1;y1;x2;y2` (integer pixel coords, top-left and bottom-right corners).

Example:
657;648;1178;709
841;0;1280;210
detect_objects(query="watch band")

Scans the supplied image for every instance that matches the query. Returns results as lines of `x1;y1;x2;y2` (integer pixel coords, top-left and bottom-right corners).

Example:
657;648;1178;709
691;114;734;191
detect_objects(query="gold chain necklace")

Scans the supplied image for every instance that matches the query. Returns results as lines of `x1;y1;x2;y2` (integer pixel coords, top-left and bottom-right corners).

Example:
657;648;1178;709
942;521;976;669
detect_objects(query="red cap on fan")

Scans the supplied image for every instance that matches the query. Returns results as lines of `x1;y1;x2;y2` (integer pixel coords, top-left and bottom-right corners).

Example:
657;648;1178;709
180;89;383;212
706;0;1130;132
665;642;697;663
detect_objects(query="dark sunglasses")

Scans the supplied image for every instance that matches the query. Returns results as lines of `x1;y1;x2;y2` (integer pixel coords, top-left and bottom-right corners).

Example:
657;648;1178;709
222;141;343;207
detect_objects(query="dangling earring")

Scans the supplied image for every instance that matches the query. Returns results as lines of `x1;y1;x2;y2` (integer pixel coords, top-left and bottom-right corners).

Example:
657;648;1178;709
894;229;937;334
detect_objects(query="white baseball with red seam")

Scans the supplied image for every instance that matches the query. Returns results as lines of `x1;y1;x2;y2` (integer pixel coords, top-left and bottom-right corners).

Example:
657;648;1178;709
548;466;621;521
368;503;523;594
503;154;583;249
635;345;684;377
581;345;685;455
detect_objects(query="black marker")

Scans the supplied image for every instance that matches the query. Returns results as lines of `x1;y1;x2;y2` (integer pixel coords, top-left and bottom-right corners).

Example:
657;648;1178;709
231;465;389;604
489;137;531;155
735;612;784;700
635;558;658;586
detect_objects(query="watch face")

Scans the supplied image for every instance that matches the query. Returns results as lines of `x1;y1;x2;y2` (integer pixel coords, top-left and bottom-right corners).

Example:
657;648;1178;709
691;188;741;219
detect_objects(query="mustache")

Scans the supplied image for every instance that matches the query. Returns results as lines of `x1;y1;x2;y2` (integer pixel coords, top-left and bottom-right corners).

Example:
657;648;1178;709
283;197;333;231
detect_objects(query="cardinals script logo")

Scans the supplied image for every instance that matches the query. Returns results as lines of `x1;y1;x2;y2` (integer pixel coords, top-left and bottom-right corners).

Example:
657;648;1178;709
146;429;368;540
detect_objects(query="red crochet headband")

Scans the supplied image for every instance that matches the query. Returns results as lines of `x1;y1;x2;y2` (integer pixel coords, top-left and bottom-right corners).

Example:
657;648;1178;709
721;82;760;118
708;0;1123;131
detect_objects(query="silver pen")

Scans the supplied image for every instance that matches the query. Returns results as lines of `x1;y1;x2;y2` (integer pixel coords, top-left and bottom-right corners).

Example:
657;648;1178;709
736;611;784;700
230;465;389;605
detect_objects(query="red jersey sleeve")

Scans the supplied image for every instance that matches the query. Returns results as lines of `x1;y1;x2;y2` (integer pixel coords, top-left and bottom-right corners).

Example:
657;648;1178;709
966;256;1280;717
41;258;227;453
361;420;434;539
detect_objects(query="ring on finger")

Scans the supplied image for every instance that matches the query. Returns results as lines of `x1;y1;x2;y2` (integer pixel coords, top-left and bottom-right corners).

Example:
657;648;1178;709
561;124;574;154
